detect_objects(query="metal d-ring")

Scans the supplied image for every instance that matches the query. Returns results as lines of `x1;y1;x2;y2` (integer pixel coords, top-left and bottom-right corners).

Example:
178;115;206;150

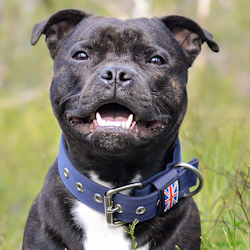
173;162;204;198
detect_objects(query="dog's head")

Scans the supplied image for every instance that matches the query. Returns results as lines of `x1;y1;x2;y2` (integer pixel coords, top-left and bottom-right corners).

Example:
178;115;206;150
32;9;218;159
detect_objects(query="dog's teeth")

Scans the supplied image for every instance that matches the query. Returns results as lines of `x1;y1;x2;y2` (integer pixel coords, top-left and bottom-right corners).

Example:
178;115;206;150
96;112;134;129
105;121;120;127
114;121;121;127
96;112;104;126
122;121;126;129
126;114;133;129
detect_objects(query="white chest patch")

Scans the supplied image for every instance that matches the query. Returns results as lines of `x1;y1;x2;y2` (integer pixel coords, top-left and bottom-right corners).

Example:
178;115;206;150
71;201;149;250
71;172;149;250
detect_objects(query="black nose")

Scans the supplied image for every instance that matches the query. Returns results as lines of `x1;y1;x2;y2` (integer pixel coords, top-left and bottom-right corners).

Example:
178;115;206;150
100;66;132;85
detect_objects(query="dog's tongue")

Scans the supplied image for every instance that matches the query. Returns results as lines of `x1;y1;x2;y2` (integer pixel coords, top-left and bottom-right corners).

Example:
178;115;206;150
99;109;131;122
95;105;135;129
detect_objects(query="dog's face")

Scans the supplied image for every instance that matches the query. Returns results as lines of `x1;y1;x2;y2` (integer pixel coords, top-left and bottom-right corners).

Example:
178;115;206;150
52;17;188;157
32;10;218;158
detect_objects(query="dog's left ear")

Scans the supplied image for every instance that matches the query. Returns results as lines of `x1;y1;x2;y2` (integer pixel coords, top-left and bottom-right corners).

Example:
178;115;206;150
160;15;219;66
31;9;92;58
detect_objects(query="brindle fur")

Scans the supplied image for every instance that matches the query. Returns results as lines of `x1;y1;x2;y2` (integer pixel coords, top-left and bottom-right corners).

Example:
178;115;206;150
23;9;218;250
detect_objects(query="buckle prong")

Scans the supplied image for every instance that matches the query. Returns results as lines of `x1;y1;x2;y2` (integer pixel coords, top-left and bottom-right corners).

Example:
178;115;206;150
104;183;142;226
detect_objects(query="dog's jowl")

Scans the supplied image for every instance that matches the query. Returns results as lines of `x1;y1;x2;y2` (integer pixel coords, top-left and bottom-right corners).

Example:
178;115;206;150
22;9;219;250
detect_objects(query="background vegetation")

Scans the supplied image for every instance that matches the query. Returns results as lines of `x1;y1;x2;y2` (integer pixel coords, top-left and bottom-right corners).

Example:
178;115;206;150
0;0;249;249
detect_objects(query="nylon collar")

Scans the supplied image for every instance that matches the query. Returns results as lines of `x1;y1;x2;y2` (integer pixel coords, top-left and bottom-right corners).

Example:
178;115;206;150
58;134;201;225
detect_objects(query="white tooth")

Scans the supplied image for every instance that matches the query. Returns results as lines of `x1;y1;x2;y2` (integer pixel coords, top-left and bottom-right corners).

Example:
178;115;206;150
96;112;104;126
122;121;126;129
126;114;133;129
110;121;120;127
115;122;121;127
106;121;111;126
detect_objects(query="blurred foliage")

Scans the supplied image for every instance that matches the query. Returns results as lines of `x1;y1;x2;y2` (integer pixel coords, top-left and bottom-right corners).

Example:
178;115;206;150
0;0;250;249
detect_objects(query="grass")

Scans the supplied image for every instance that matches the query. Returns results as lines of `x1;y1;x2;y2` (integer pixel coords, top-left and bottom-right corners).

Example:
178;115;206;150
180;67;250;249
201;200;250;250
124;219;140;250
0;62;249;249
0;94;61;250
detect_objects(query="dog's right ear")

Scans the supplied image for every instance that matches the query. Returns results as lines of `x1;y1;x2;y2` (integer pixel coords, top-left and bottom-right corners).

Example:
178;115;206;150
160;15;219;67
31;9;91;58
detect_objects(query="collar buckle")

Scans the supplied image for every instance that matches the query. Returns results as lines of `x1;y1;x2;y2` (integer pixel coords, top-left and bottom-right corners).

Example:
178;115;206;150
104;182;142;226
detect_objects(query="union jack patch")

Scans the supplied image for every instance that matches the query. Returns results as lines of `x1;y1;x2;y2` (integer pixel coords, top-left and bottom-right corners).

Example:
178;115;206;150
164;180;179;212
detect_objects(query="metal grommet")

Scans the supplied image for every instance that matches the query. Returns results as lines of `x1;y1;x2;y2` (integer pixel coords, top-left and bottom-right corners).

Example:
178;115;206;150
136;206;146;215
63;168;69;178
76;182;84;192
115;204;123;214
173;162;204;197
94;194;103;203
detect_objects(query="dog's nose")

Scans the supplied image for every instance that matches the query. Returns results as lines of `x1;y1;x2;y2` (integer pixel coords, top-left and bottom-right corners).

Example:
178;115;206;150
100;66;132;86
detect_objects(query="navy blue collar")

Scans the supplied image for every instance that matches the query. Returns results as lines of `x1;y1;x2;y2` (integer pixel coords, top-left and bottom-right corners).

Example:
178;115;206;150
58;134;203;226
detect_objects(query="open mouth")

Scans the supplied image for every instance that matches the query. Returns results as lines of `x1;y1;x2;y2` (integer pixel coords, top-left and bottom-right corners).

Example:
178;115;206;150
67;103;168;136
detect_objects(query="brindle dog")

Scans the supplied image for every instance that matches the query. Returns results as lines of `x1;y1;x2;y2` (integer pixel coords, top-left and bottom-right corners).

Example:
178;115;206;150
23;9;219;250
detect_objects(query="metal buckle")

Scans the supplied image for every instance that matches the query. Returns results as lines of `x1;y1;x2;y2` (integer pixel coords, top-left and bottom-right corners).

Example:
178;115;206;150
104;182;142;226
173;162;204;197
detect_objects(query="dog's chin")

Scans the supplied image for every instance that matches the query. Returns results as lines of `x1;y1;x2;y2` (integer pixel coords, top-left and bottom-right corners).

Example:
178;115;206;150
90;127;139;157
67;123;168;157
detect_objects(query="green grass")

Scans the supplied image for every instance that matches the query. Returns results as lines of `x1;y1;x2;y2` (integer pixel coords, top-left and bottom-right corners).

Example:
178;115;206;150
124;219;140;250
0;95;61;249
201;201;250;250
180;67;250;249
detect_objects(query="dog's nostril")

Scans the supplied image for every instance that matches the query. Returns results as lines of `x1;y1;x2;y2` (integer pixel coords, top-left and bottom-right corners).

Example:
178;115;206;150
101;70;113;81
106;71;113;81
107;71;113;80
119;72;131;82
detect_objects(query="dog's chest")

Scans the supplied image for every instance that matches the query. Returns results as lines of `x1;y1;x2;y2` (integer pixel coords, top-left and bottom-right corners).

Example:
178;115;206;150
72;201;149;250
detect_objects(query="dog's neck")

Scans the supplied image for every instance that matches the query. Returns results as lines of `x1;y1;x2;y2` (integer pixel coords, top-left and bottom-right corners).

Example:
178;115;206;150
63;134;177;187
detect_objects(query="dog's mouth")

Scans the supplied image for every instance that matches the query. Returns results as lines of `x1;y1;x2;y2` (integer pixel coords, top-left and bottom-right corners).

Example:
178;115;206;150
67;103;168;138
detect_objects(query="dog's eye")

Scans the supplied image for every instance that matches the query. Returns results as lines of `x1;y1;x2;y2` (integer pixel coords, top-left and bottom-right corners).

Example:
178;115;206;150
73;51;89;60
149;56;165;65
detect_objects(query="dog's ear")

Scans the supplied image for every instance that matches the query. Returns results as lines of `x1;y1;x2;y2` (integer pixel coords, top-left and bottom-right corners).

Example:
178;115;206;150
31;9;91;58
160;15;219;66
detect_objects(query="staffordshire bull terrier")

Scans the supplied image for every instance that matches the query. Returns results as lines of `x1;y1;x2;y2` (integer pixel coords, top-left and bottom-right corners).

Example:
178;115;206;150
22;9;219;250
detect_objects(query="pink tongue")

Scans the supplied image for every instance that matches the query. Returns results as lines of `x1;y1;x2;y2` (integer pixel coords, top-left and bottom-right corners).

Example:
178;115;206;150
99;109;131;122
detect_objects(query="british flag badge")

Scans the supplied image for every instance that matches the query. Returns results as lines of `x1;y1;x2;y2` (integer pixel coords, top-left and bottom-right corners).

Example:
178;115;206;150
163;180;179;213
